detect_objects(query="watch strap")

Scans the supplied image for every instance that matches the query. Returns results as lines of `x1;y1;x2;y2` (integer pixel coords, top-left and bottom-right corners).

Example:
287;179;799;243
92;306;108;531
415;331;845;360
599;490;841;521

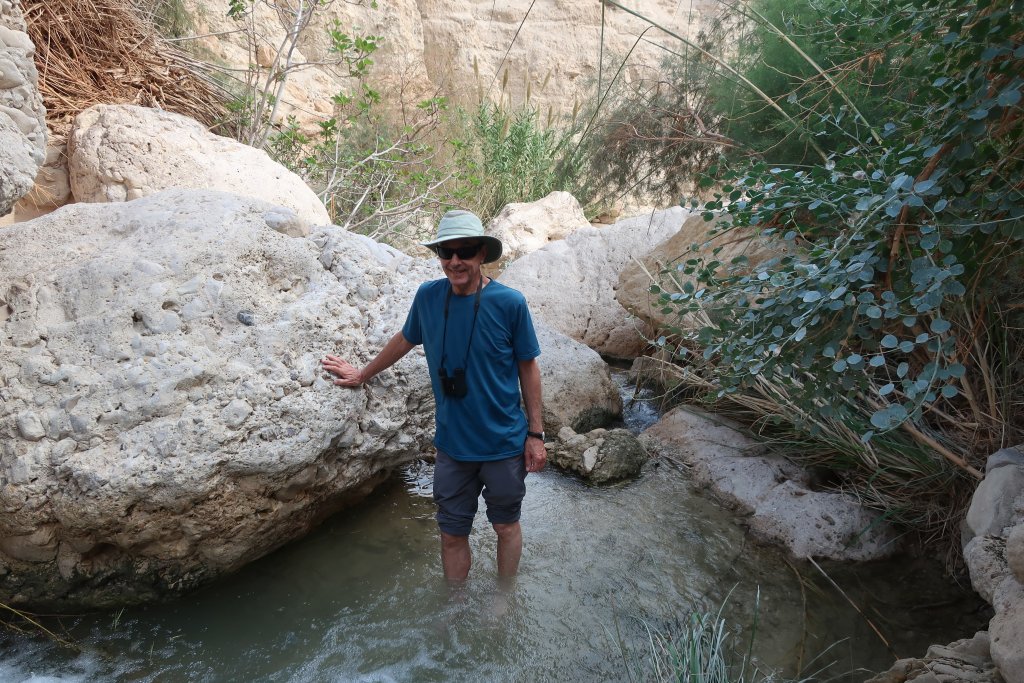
527;430;545;441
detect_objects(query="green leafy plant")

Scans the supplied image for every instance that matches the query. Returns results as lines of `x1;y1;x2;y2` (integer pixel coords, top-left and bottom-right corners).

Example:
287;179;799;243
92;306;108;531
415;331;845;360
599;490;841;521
471;102;566;218
219;0;380;148
643;0;1023;543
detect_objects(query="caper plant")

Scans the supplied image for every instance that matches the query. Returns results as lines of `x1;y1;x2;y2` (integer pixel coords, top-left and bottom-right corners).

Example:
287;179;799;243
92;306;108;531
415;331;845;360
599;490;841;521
656;0;1022;485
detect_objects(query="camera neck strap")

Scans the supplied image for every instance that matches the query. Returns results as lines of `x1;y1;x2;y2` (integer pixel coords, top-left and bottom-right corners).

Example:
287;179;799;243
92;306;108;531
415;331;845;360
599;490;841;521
440;275;483;371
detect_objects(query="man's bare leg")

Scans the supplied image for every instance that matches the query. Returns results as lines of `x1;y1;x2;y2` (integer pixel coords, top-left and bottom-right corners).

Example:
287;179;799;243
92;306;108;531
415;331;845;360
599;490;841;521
441;532;471;583
492;522;522;579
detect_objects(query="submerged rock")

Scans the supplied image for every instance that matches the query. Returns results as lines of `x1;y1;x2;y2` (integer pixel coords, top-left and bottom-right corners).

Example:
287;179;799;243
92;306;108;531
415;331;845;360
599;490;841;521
548;426;648;484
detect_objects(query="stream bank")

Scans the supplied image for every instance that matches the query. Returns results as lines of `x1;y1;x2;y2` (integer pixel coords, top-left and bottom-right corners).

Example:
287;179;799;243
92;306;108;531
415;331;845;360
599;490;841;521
0;436;989;681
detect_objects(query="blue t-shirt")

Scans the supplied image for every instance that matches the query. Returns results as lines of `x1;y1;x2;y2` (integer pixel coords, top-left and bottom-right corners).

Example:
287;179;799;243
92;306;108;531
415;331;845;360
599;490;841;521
401;278;541;461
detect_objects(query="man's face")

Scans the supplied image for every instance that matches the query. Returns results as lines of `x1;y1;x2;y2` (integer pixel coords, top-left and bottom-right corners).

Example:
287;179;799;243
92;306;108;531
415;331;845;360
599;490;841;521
437;239;486;292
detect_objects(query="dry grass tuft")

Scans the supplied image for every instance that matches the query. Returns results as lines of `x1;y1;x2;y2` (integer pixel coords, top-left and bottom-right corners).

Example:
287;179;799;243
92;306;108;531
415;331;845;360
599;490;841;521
22;0;226;139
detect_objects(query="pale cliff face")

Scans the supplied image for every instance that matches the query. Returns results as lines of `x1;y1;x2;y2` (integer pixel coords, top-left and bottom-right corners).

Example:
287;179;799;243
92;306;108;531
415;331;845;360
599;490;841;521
180;0;718;126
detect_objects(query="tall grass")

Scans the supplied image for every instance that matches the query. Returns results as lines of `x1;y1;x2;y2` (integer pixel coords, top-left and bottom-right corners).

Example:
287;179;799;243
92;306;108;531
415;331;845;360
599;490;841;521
471;102;566;218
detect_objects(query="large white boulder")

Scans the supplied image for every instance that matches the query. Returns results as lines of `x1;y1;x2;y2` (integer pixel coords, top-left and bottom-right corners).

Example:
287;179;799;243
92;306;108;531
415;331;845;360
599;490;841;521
534;324;621;433
0;188;616;609
501;207;688;359
488;191;591;264
640;406;900;561
0;0;46;217
68;104;331;227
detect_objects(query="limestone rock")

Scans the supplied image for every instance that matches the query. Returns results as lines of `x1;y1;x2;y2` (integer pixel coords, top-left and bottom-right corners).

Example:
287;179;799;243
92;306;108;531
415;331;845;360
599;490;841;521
617;213;782;333
865;632;1000;683
549;426;647;484
965;445;1024;539
15;141;71;212
178;0;431;131
488;192;591;264
418;0;718;118
501;208;688;359
68;104;331;226
178;0;718;128
0;188;615;609
1007;523;1024;585
534;324;622;433
959;445;1024;683
640;406;899;561
964;535;1010;605
0;0;47;216
989;579;1024;683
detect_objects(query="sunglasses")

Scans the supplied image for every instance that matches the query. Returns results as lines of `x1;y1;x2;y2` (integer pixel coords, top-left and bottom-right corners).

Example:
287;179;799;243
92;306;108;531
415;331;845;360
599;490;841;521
436;244;483;260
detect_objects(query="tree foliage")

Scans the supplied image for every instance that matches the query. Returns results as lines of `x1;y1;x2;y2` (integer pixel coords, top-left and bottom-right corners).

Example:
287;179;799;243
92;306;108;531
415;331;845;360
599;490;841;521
651;0;1023;535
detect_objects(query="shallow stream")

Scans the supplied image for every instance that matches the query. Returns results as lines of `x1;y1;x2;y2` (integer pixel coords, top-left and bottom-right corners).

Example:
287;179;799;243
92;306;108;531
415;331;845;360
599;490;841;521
0;381;987;682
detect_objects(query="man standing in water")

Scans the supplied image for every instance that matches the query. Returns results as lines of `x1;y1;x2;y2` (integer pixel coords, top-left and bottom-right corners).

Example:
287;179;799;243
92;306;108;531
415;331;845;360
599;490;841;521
322;209;546;582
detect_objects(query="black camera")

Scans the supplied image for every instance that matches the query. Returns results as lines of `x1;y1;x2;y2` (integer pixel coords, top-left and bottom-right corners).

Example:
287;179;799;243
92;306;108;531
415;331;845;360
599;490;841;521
439;367;468;398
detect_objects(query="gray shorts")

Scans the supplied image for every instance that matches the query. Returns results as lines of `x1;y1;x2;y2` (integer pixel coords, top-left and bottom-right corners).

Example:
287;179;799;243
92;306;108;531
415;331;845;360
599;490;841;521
433;449;527;536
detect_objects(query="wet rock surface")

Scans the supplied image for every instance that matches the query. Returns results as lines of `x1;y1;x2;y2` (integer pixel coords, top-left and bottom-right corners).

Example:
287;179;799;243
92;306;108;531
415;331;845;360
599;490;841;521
640;406;900;561
548;426;648;484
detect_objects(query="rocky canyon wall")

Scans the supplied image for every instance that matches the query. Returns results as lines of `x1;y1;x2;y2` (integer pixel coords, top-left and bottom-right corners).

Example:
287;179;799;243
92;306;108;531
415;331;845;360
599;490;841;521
180;0;719;127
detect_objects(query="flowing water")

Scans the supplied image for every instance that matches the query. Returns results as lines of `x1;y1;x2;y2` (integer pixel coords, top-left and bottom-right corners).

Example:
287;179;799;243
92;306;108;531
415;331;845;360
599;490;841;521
1;379;988;682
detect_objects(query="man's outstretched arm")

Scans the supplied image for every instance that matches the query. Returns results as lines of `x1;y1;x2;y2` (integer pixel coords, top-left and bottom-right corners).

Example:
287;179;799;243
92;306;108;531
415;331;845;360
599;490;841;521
323;332;415;387
518;358;546;473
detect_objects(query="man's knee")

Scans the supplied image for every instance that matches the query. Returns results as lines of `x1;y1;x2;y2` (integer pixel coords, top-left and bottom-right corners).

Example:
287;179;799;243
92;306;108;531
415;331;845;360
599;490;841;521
441;531;469;549
492;521;521;540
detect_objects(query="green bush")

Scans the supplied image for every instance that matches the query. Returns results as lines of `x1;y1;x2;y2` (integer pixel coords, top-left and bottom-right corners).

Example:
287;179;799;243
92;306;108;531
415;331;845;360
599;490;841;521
566;44;726;209
649;0;1023;542
470;102;567;218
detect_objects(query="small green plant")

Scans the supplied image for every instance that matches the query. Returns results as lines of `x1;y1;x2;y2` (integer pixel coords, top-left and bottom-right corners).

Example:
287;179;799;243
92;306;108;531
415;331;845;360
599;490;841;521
268;89;480;244
617;590;825;683
471;102;565;218
221;0;381;148
132;0;195;38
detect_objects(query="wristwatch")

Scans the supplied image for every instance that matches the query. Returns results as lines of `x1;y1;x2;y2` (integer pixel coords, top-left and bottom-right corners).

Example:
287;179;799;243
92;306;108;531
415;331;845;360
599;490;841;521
527;430;545;441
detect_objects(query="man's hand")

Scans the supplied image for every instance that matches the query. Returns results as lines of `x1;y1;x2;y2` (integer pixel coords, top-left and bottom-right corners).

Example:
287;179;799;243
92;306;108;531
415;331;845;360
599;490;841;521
322;354;363;387
525;436;547;473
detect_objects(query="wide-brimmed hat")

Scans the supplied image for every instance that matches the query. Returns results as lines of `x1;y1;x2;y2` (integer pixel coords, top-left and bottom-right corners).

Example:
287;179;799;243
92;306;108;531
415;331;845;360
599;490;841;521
421;209;503;264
